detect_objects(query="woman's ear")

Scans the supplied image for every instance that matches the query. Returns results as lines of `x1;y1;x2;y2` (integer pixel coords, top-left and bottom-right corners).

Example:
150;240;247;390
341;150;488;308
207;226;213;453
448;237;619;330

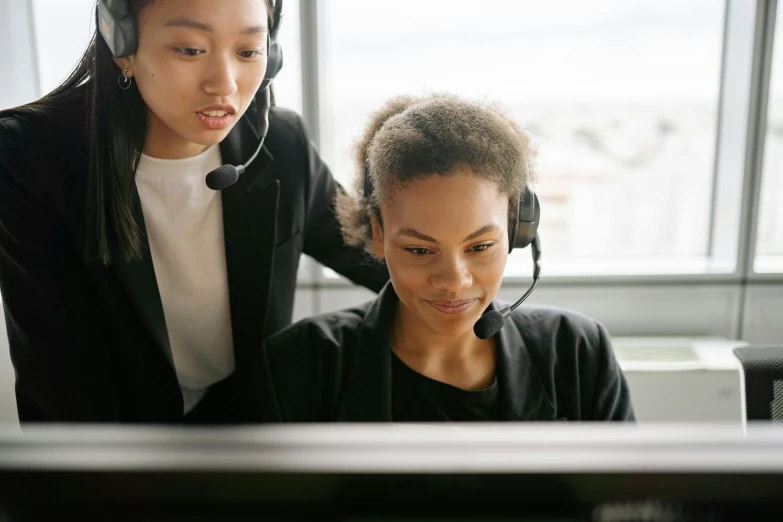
112;56;135;78
370;216;385;260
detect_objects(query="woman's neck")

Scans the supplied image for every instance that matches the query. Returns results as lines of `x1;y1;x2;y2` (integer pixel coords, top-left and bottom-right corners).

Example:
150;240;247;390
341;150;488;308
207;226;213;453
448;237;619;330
390;301;496;390
391;303;482;358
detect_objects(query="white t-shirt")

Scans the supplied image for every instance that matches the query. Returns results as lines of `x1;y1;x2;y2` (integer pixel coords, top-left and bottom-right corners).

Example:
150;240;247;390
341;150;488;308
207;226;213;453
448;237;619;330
135;144;233;414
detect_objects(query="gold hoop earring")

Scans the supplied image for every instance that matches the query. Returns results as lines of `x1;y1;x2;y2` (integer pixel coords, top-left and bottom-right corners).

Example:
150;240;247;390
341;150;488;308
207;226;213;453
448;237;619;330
118;67;133;90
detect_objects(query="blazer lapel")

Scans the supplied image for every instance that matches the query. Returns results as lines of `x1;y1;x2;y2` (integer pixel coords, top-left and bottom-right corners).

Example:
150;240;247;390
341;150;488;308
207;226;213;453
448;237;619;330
335;282;397;421
110;187;174;367
494;305;557;421
219;102;278;394
110;93;276;376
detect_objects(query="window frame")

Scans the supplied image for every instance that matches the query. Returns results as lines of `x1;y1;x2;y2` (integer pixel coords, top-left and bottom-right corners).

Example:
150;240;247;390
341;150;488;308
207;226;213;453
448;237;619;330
293;0;782;340
1;0;780;341
745;0;782;281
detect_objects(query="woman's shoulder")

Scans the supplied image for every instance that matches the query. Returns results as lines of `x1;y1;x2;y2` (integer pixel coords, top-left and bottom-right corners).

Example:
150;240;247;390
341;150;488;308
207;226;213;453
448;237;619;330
268;105;304;131
503;303;633;421
265;106;306;145
510;302;603;330
1;89;87;146
263;300;375;362
0;91;87;186
504;302;611;357
0;110;41;171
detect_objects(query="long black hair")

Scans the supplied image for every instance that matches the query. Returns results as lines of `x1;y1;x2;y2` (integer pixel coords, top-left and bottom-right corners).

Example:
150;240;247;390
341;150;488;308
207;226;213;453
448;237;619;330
4;0;273;266
8;1;153;266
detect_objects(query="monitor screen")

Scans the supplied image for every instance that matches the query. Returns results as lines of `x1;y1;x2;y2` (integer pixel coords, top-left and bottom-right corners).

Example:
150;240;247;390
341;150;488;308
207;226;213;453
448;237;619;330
1;423;782;521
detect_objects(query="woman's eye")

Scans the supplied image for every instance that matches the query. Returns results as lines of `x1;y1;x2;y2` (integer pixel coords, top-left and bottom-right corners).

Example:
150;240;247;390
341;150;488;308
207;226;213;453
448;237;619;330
177;47;204;57
238;50;264;59
471;243;495;252
405;247;430;257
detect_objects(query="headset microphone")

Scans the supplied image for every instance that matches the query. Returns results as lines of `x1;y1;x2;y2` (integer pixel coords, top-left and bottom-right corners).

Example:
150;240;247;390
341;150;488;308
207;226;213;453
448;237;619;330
205;88;271;190
473;235;541;340
204;0;283;191
472;183;542;339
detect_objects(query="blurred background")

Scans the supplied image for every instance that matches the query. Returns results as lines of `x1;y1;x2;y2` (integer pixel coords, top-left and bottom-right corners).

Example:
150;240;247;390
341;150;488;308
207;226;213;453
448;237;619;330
0;0;781;425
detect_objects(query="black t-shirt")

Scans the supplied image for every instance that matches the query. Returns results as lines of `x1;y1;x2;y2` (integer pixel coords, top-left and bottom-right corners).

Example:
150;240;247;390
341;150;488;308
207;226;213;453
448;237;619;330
391;350;502;422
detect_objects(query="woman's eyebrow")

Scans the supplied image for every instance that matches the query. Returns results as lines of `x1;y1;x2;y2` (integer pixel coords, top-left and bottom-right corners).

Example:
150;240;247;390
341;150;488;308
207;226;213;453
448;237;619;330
396;228;437;243
395;224;500;244
463;224;501;242
163;18;267;36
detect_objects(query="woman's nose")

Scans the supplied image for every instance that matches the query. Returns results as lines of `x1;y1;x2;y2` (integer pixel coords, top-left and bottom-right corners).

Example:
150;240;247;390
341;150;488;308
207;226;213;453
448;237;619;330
202;54;239;97
429;255;473;292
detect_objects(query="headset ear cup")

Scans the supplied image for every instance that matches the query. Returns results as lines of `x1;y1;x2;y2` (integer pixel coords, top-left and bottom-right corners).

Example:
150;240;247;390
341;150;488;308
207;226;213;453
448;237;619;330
508;197;520;254
259;39;283;93
511;186;540;251
116;16;137;57
97;0;138;58
259;0;285;93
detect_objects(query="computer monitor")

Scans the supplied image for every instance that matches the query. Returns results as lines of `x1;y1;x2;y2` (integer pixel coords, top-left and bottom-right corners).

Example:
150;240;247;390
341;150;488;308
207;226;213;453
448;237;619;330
0;423;782;521
734;345;783;421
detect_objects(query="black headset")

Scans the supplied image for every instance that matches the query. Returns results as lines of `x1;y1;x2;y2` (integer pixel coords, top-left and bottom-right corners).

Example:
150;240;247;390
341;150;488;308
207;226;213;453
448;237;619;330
364;161;542;340
97;0;285;190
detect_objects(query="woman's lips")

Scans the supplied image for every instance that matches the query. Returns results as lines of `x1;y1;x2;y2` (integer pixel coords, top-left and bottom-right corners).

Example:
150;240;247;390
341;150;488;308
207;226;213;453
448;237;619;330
426;299;477;315
196;111;233;130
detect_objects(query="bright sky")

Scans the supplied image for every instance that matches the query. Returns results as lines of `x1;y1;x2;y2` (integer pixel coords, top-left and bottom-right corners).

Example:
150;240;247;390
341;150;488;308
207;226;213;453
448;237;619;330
322;0;725;104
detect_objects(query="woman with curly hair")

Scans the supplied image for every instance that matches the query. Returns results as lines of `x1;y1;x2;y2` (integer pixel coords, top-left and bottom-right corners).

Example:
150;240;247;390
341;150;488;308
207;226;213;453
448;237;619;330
252;94;634;423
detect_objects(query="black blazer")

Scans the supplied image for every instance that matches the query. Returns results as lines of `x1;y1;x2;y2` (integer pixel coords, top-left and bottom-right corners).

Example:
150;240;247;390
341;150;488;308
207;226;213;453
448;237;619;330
0;89;388;423
254;282;635;423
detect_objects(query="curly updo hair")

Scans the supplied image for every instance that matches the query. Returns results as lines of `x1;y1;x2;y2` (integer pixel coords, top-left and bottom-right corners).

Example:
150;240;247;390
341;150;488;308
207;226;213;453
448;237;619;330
335;93;536;258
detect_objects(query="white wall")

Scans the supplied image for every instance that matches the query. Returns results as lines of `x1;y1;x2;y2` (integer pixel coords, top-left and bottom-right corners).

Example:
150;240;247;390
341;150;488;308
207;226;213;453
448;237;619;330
0;310;15;424
0;1;38;109
742;284;783;344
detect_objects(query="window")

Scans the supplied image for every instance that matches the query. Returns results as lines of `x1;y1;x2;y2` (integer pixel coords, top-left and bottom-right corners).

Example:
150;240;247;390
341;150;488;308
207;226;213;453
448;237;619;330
754;0;783;274
271;0;303;114
319;0;726;276
31;0;96;97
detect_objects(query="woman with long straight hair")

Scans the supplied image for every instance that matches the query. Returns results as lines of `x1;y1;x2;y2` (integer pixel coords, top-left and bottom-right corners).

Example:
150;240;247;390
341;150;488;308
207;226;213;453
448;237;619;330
0;0;387;424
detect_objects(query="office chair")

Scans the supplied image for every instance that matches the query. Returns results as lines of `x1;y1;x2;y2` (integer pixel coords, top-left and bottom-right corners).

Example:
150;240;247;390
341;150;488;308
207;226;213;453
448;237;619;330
733;345;783;422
